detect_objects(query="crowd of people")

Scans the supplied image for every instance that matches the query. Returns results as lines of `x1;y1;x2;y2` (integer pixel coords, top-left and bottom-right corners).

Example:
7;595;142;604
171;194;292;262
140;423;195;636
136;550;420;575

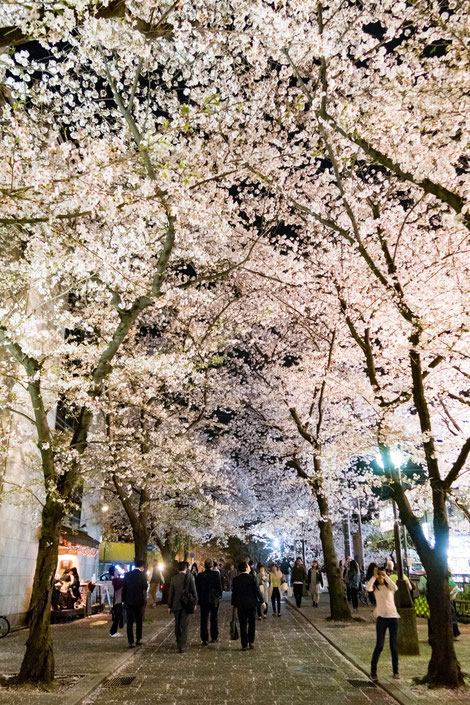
103;553;464;685
106;555;314;652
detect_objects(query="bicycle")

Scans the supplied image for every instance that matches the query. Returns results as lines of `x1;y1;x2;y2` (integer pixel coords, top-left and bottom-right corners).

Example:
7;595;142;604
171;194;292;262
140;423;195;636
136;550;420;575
0;616;10;638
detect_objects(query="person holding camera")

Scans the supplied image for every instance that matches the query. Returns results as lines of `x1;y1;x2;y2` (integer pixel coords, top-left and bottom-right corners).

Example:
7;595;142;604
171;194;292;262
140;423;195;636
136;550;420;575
366;566;400;682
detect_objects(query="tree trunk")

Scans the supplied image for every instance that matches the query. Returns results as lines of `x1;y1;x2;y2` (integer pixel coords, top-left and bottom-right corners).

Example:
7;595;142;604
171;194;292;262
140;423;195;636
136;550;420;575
396;487;463;687
316;492;352;621
425;558;463;687
133;526;149;567
17;498;63;683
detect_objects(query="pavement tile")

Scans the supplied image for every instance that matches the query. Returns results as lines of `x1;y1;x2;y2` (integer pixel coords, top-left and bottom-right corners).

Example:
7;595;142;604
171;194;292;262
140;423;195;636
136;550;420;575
83;597;396;705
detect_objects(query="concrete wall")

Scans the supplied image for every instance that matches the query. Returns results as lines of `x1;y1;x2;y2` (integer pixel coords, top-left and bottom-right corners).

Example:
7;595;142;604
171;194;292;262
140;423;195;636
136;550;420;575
0;410;43;629
0;407;103;627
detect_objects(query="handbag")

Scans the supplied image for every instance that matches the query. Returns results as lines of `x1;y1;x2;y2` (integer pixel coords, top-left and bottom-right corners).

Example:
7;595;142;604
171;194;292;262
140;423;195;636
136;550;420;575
414;594;430;619
230;618;239;640
280;581;288;593
181;573;197;614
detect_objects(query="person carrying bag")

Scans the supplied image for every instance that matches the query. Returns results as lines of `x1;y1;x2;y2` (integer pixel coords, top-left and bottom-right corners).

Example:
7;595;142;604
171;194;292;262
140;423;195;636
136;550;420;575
168;563;198;653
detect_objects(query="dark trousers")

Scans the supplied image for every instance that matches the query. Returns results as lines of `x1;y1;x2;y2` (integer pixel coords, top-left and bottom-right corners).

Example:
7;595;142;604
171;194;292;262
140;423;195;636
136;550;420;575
110;603;124;635
350;587;359;610
271;587;281;614
238;607;256;648
293;583;303;608
346;585;352;602
174;609;190;648
371;617;399;676
126;604;143;645
200;603;219;643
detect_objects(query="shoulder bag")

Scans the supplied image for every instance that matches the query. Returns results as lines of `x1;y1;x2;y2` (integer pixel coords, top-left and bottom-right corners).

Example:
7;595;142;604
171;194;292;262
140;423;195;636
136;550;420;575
181;573;197;614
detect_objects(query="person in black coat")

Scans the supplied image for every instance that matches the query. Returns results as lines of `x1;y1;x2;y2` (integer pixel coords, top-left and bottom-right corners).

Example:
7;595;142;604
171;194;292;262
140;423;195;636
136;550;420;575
168;561;198;653
195;558;223;646
122;559;148;647
231;561;265;651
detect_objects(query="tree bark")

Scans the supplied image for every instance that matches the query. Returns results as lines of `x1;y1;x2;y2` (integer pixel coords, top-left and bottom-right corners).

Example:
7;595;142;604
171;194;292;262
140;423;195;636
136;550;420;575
133;526;150;566
316;492;352;621
17;498;63;684
425;558;463;687
157;535;177;604
393;480;463;686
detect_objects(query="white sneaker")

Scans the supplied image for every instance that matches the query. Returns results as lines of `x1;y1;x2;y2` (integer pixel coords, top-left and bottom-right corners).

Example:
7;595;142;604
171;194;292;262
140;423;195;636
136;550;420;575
110;632;122;637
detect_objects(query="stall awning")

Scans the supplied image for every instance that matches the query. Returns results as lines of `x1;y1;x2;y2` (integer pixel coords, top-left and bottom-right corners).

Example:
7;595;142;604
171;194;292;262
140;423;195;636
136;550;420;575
60;526;100;550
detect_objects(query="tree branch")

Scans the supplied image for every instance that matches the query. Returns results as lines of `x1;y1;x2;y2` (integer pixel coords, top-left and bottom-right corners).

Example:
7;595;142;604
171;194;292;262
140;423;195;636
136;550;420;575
443;437;470;490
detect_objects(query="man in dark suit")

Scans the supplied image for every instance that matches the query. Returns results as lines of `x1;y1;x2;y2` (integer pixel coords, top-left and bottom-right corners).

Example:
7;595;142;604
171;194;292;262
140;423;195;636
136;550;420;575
168;561;198;653
231;561;265;651
195;558;223;646
122;559;148;648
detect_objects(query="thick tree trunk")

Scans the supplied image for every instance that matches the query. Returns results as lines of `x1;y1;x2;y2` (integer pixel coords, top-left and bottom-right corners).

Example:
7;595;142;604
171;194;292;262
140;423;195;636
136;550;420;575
425;558;463;687
133;526;149;567
316;492;352;621
17;498;63;684
396;487;463;687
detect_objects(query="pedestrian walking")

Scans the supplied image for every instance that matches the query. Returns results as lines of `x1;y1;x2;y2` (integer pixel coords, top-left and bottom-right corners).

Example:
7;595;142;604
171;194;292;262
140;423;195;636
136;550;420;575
109;568;125;637
291;556;307;608
122;559;148;648
195;558;223;646
148;559;161;607
256;564;269;618
343;557;352;603
269;564;285;616
366;566;400;682
191;562;199;577
449;573;461;640
231;561;265;650
168;561;198;653
228;564;237;589
280;557;291;584
307;560;323;607
347;560;361;612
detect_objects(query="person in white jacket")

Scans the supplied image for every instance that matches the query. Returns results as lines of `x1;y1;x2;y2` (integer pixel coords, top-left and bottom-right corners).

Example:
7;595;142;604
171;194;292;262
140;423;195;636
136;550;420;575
366;567;400;682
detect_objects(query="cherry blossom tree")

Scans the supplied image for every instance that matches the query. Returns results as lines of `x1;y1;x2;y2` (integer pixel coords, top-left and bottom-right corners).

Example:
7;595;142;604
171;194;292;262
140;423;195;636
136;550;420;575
1;0;468;689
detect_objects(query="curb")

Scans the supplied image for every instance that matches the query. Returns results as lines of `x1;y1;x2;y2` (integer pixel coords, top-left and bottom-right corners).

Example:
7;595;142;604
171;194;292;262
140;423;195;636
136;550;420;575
285;598;418;705
68;614;173;705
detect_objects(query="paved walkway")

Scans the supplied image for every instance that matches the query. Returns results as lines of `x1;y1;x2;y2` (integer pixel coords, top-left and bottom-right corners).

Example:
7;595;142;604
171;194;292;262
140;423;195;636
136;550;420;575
0;608;173;705
83;597;396;705
286;595;470;705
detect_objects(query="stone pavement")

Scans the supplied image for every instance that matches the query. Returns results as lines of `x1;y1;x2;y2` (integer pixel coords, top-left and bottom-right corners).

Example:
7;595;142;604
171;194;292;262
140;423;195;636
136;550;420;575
83;596;397;705
286;595;470;705
0;606;173;705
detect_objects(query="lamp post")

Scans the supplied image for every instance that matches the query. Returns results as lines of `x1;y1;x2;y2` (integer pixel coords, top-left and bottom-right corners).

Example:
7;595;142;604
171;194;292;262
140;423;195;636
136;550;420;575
356;498;365;572
296;509;306;565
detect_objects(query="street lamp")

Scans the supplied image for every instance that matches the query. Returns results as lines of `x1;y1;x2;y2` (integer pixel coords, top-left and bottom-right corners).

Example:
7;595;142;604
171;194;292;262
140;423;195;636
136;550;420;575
296;509;306;565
